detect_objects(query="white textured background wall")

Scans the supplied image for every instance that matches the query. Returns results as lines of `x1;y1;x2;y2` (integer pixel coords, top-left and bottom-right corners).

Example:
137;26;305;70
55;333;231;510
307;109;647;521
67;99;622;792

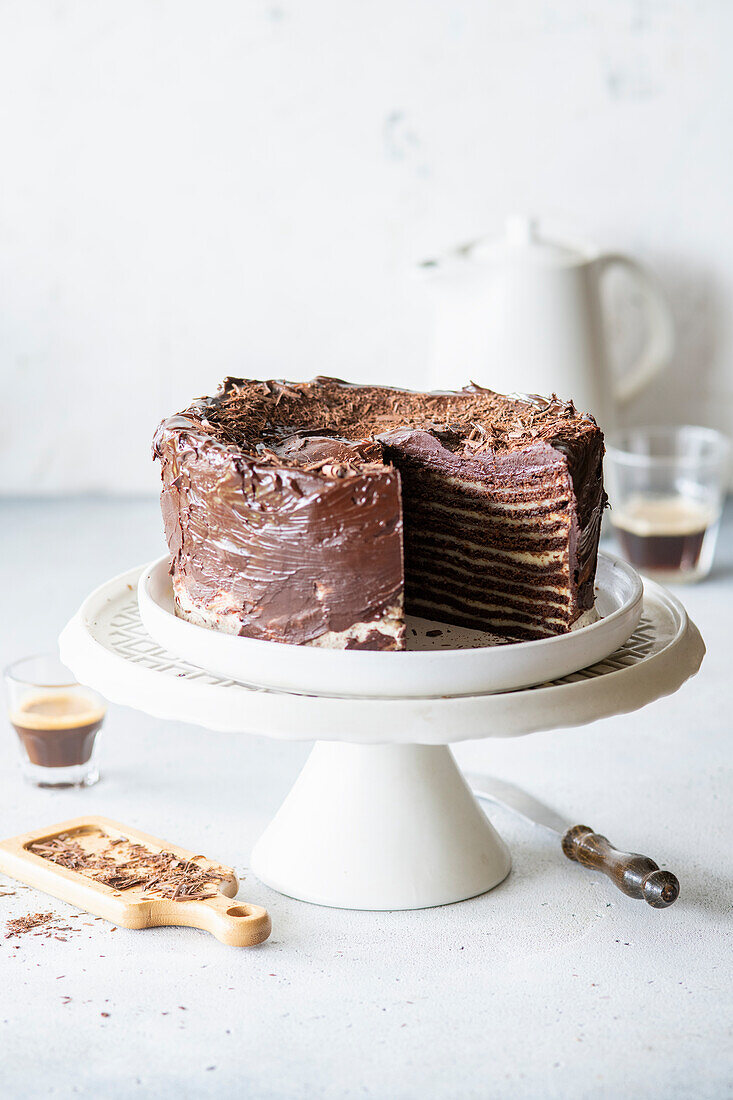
0;0;731;494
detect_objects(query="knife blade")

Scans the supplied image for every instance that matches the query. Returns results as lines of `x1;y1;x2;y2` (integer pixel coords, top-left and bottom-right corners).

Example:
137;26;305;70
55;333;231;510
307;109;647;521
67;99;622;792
466;773;680;909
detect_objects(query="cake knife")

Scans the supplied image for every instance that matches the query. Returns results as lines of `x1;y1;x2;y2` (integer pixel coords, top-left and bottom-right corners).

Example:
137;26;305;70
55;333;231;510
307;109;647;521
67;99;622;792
468;775;680;908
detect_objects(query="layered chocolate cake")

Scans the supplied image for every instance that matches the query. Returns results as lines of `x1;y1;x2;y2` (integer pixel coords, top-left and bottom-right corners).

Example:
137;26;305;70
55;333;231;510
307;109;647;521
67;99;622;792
153;378;606;649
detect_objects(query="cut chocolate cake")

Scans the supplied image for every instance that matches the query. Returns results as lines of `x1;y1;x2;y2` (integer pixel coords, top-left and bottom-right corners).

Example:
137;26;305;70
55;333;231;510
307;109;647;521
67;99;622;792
153;378;606;649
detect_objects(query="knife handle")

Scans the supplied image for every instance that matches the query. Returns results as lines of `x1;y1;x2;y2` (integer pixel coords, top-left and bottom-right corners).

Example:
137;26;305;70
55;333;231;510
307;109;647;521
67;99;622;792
561;825;680;908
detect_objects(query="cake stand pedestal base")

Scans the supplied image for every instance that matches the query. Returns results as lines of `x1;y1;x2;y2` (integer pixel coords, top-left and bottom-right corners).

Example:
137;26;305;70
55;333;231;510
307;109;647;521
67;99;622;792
250;743;511;910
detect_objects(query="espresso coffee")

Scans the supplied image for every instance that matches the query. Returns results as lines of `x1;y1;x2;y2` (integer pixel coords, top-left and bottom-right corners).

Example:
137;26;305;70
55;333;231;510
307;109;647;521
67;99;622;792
10;694;105;768
612;495;716;575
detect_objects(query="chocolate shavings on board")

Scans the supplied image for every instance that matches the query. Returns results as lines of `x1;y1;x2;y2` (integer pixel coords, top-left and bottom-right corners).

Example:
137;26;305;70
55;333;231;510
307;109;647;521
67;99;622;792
27;834;229;901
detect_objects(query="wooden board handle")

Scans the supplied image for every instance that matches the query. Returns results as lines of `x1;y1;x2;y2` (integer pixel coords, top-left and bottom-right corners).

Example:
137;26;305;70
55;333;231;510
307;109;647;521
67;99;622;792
561;825;679;908
146;893;272;946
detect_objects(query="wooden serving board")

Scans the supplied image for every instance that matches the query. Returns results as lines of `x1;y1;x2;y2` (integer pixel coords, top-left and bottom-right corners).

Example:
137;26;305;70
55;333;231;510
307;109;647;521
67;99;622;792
0;816;271;947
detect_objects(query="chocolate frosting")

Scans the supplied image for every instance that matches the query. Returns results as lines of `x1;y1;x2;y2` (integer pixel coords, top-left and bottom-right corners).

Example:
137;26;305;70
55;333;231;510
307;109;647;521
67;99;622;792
153;378;606;645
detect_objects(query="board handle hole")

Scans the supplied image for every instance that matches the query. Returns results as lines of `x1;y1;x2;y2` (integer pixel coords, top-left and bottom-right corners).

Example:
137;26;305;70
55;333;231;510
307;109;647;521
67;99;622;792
226;905;252;918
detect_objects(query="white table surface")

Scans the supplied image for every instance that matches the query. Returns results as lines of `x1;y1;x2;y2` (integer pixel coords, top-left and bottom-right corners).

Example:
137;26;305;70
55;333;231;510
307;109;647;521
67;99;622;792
0;497;730;1100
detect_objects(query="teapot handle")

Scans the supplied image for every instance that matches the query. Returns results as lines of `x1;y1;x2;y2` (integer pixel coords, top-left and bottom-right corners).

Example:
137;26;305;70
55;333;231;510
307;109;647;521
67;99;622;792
597;253;675;406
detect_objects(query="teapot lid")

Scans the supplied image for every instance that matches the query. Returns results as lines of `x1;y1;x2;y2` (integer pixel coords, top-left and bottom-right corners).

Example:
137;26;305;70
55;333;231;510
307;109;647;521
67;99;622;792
472;216;589;267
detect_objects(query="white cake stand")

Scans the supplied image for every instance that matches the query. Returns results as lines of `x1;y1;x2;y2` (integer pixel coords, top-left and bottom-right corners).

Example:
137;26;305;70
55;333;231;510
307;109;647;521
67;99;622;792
59;567;704;911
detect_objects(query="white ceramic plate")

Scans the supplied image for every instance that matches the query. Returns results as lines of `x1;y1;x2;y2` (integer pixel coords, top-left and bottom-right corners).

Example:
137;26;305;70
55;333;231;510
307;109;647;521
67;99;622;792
136;552;643;699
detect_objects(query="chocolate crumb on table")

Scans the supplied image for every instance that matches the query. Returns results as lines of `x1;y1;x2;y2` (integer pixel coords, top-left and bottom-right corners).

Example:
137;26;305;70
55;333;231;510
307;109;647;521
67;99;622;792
4;911;85;941
5;912;56;938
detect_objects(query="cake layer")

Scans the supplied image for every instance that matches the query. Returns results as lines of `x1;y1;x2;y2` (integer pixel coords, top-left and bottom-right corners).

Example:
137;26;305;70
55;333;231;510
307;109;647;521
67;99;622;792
153;378;606;647
381;423;586;640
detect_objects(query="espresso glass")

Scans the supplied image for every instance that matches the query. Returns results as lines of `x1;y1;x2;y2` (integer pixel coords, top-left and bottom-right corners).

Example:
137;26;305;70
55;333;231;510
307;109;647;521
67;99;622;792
4;655;105;788
605;426;730;583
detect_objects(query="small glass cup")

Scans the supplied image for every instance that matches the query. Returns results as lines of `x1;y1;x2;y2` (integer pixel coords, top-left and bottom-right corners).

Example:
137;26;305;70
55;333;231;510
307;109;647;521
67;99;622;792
4;655;105;788
605;425;730;583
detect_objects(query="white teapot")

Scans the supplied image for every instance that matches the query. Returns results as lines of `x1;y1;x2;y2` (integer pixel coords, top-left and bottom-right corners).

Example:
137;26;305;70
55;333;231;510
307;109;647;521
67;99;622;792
420;217;675;430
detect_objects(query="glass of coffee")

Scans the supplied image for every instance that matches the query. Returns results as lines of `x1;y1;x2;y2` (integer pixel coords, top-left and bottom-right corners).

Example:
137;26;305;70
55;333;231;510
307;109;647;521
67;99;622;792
605;425;730;583
4;655;105;788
